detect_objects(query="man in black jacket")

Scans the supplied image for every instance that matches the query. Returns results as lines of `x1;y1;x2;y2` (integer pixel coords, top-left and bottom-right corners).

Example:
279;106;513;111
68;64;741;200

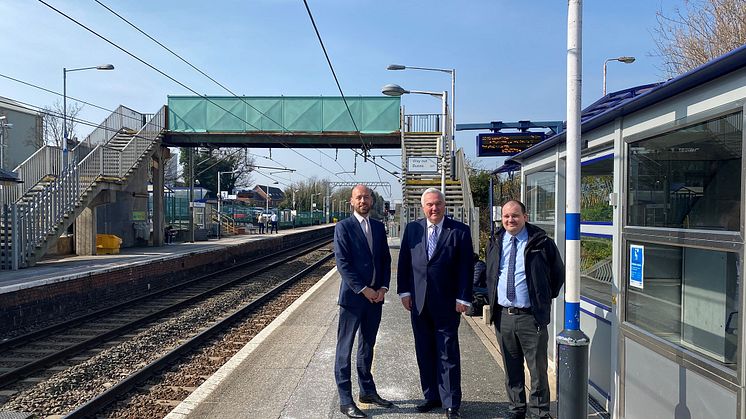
486;200;564;419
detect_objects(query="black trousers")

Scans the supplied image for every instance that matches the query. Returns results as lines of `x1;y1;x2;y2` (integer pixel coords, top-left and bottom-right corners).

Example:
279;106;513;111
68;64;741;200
496;311;550;418
334;303;382;406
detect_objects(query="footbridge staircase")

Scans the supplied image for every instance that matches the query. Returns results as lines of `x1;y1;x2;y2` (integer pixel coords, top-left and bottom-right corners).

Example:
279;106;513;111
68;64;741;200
400;112;479;252
0;105;167;269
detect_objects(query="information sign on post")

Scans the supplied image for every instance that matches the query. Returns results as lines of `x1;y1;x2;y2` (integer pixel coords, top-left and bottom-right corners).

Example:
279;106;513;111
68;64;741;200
407;156;439;173
476;132;546;157
629;244;644;289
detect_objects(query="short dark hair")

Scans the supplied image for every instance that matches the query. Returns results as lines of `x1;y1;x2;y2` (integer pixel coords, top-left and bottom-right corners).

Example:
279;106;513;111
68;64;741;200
502;200;526;214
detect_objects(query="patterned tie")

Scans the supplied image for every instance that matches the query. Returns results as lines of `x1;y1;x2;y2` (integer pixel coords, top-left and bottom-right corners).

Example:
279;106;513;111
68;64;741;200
363;218;375;286
506;236;517;302
363;218;373;252
427;225;438;260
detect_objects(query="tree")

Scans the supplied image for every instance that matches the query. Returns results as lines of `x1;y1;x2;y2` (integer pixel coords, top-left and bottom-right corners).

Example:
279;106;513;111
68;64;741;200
654;0;746;77
467;157;521;256
41;100;83;148
179;148;254;196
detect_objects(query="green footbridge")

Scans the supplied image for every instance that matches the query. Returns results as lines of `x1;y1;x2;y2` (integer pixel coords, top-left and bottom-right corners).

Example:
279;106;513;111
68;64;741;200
163;96;401;149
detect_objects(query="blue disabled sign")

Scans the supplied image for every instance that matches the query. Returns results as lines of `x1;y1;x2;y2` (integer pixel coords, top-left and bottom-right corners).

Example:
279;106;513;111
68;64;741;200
629;244;644;289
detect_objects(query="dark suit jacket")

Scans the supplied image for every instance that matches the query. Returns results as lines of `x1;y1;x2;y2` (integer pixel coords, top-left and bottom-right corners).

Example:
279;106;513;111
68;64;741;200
334;215;392;309
397;217;473;315
485;222;565;328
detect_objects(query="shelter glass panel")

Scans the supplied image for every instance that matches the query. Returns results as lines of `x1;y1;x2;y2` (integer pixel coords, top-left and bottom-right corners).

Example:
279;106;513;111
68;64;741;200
526;169;555;239
627;112;742;230
581;235;612;307
582;155;613;223
625;242;739;368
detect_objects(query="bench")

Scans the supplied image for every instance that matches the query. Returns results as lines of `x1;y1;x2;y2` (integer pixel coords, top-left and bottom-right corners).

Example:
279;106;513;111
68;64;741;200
245;223;259;234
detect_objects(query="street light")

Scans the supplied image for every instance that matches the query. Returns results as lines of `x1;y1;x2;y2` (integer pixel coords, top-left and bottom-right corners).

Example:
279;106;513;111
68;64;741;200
265;181;279;213
602;56;635;95
311;192;321;213
217;170;239;240
388;64;456;179
63;64;114;166
382;83;447;193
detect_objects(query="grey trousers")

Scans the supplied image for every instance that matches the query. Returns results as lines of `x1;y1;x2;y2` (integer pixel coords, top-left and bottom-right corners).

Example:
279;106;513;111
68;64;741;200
496;311;551;418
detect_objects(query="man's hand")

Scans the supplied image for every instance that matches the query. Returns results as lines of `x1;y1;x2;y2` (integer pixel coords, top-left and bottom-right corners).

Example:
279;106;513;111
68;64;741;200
373;288;387;303
362;287;378;303
455;302;469;313
401;295;412;311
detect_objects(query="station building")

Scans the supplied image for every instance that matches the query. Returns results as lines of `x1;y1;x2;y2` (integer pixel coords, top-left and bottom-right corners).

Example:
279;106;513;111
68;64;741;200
498;45;746;418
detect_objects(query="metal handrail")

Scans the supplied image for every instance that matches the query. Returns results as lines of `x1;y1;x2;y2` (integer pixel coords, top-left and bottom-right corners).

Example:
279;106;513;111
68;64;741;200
3;106;167;269
404;113;442;133
1;146;62;205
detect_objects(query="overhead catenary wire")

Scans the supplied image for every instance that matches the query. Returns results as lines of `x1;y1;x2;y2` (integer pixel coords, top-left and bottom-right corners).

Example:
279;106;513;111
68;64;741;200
36;0;352;184
92;0;370;182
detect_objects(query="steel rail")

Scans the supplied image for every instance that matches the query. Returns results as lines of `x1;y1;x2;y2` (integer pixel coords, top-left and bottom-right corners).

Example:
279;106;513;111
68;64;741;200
0;237;332;388
65;251;335;418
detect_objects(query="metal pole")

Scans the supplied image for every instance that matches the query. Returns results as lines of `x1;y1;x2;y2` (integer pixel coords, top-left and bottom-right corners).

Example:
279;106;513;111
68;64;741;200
558;2;589;418
265;184;269;213
440;90;447;194
217;172;222;240
489;175;494;238
188;147;195;243
450;69;456;181
603;59;609;96
63;68;67;167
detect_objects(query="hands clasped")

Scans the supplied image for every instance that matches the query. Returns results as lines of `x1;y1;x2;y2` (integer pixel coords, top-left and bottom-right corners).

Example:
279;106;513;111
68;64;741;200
362;287;386;303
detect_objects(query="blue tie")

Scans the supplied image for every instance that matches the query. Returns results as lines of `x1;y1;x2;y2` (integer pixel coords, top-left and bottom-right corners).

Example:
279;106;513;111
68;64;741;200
506;236;517;302
427;225;438;260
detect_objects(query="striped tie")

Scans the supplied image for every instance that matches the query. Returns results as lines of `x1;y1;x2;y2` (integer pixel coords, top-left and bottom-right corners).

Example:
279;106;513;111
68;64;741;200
427;225;438;260
506;236;517;302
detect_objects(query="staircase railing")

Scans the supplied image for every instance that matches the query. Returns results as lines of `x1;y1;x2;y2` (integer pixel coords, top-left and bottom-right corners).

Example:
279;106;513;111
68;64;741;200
4;106;166;269
456;148;479;252
1;145;62;205
1;105;145;206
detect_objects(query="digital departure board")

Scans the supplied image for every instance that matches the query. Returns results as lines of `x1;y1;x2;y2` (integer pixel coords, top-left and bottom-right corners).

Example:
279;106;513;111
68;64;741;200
476;132;546;157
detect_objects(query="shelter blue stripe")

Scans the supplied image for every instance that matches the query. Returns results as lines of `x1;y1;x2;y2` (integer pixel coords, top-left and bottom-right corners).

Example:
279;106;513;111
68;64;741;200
565;301;580;330
566;213;580;240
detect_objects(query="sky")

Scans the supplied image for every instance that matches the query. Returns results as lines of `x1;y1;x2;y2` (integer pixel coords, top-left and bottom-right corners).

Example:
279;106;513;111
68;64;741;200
1;0;683;201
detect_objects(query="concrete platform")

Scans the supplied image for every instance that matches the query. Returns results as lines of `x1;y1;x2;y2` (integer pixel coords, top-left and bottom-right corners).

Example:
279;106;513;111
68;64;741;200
0;226;328;295
167;248;516;419
0;225;333;334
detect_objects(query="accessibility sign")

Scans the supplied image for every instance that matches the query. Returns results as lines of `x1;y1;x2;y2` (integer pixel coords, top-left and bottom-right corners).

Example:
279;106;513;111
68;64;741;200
629;244;644;289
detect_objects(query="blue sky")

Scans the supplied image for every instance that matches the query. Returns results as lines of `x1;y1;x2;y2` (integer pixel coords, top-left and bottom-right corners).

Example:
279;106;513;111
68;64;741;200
1;0;681;201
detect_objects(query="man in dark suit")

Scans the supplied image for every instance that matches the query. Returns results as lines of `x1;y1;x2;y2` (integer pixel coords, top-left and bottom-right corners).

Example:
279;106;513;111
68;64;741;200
486;200;564;419
334;184;394;418
397;187;473;419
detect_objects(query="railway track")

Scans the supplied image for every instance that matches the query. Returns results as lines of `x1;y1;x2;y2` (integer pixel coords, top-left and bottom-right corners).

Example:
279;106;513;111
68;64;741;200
0;238;334;417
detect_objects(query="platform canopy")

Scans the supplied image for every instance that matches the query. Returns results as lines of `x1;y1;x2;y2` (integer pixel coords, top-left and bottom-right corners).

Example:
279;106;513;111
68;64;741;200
164;96;401;149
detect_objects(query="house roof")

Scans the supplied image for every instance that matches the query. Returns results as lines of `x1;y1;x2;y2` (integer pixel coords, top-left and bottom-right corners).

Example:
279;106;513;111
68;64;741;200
494;43;746;174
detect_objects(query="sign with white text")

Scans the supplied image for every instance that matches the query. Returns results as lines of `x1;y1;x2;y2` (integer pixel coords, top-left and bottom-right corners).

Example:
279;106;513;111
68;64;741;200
629;244;644;289
408;156;438;173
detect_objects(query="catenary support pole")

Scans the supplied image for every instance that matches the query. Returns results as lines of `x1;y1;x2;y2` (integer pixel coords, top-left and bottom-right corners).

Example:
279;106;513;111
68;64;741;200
558;1;589;418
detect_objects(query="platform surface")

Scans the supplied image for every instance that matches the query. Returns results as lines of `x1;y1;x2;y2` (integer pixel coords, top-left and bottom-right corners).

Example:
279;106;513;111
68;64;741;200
0;226;327;295
167;247;515;419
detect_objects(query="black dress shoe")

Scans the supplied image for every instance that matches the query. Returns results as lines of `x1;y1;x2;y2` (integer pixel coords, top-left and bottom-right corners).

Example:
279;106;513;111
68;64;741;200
505;412;525;419
416;399;442;412
446;407;461;418
359;393;394;408
340;403;367;418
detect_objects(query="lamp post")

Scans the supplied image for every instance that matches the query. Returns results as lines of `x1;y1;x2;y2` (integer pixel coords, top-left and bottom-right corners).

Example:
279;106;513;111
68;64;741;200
217;170;239;240
63;64;114;166
382;83;447;193
311;192;321;220
388;64;456;180
602;56;635;95
265;181;279;213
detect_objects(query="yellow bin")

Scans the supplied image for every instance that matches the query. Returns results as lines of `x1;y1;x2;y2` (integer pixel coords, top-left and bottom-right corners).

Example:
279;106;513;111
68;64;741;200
96;234;123;255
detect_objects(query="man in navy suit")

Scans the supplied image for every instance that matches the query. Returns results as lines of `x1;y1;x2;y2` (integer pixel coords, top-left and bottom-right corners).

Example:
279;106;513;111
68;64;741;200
397;188;473;419
334;184;394;418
